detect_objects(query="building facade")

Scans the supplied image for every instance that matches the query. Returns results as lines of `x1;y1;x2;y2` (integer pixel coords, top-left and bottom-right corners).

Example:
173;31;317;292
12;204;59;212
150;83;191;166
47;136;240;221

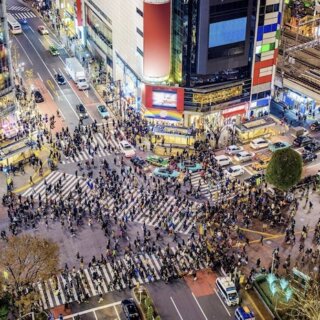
81;0;283;138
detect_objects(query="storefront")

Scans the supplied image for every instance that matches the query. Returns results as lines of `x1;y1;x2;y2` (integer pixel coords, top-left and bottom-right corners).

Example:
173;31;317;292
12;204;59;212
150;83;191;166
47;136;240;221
275;87;318;118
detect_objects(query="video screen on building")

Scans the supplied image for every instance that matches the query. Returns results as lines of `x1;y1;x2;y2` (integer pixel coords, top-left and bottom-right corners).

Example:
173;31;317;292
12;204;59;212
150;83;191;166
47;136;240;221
152;90;177;109
208;17;247;48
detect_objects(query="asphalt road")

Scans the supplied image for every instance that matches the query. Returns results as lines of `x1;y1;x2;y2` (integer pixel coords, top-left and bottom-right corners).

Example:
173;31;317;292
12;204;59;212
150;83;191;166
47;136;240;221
8;0;102;129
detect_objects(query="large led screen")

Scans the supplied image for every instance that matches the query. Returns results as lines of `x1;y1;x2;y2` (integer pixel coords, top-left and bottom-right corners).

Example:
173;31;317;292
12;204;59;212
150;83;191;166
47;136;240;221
209;17;247;48
152;90;177;109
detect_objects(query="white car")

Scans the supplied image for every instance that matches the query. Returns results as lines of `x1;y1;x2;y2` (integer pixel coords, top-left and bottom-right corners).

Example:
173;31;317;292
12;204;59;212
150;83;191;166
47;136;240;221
119;140;135;158
37;25;49;35
214;155;232;167
77;81;89;90
225;145;244;155
234;151;255;163
224;165;245;177
250;138;269;149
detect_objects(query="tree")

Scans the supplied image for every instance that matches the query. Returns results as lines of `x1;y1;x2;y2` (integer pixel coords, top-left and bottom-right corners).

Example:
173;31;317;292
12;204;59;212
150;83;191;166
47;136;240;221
266;148;302;191
0;234;59;308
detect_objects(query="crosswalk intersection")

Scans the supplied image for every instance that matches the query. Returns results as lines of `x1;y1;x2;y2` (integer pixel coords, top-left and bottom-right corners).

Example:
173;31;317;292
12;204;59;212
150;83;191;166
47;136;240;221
10;11;37;19
8;5;30;11
21;171;197;234
37;247;207;309
59;132;120;165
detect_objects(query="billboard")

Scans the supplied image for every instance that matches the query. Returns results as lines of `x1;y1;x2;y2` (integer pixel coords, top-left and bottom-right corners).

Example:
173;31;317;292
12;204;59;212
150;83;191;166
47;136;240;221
209;17;247;48
152;90;177;108
143;1;171;79
142;85;184;113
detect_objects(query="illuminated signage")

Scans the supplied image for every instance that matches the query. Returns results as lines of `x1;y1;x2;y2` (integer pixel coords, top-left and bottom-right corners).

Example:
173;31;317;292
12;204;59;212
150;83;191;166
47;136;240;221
152;90;177;109
192;85;243;105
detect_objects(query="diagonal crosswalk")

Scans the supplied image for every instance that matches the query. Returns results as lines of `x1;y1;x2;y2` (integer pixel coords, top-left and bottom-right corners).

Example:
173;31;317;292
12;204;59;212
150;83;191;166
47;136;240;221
60;132;120;165
21;171;197;234
37;249;207;309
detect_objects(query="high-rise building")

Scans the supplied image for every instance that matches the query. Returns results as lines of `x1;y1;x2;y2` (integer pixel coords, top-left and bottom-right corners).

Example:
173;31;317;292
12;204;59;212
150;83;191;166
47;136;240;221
83;0;283;141
0;0;14;98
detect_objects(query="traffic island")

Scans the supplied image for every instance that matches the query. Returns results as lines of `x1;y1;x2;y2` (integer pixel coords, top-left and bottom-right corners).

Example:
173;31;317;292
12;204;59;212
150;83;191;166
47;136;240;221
132;285;161;320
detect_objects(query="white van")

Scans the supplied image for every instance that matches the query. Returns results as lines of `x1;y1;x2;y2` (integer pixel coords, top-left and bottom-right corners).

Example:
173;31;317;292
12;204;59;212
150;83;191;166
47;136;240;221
214;155;231;167
216;277;239;306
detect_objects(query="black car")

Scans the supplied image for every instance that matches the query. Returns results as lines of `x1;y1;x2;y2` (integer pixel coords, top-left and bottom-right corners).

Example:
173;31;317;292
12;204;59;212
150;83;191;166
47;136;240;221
121;299;141;320
76;104;88;119
310;121;320;131
55;73;66;85
302;152;317;163
33;90;44;103
293;135;313;147
130;156;148;169
304;142;320;153
244;173;265;186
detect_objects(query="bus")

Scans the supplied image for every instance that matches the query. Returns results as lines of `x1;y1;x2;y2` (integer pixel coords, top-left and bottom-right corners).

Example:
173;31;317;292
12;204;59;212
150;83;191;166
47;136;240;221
7;14;22;34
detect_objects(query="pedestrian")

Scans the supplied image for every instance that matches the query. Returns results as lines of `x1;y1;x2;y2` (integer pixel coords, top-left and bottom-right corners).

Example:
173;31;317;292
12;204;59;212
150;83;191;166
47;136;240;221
260;235;264;246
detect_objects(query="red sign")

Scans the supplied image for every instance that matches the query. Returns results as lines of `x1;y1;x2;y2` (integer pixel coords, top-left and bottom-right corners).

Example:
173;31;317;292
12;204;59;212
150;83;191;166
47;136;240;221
142;85;184;113
76;0;82;27
222;104;247;118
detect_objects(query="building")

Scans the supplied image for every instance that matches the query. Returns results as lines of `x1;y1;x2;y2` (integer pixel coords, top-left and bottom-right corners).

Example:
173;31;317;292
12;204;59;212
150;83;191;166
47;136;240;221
81;0;283;143
0;0;15;137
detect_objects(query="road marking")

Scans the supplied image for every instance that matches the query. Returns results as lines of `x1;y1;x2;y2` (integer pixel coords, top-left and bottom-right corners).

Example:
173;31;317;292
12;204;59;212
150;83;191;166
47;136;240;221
13;36;33;65
29;26;34;33
243;291;266;320
192;292;208;320
61;301;122;319
114;305;121;320
93;311;98;320
22;32;79;120
170;297;184;320
37;72;43;83
214;289;231;317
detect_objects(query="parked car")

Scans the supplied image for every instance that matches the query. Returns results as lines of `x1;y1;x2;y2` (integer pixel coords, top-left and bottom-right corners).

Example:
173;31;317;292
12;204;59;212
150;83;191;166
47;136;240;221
146;155;169;167
119;140;135;158
268;141;291;152
97;104;109;119
153;167;180;179
302;152;317;163
214;155;232;167
225;145;244;155
244;173;265;186
33;90;44;103
37;25;49;35
177;161;202;172
250;138;269;149
251;154;271;171
293;135;313;147
224;165;245;177
310;121;320;131
49;45;59;56
76;103;88;119
130;156;148;169
55;73;66;85
304;142;320;153
121;299;141;320
234;151;254;163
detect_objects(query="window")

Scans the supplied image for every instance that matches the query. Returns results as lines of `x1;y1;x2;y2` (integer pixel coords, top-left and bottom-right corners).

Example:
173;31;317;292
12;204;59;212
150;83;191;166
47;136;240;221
136;7;143;17
137;47;143;57
136;27;143;37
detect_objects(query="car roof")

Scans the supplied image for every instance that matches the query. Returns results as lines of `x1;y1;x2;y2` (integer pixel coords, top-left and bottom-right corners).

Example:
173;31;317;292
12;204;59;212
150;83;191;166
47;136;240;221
230;165;242;170
253;138;266;143
215;155;229;159
238;151;250;155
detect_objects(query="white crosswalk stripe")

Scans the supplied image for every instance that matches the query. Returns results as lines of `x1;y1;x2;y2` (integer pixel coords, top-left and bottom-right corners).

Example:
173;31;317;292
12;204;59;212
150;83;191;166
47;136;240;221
37;249;206;309
190;171;213;198
11;12;37;19
60;133;120;165
9;5;30;11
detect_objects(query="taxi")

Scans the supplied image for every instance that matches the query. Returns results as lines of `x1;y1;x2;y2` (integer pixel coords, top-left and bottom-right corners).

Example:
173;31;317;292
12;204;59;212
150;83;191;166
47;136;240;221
235;306;255;320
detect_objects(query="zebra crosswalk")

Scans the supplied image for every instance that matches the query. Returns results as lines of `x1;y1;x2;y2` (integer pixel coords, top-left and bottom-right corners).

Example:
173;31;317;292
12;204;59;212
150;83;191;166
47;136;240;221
10;11;37;19
37;248;207;309
60;132;120;165
8;5;30;11
190;171;214;198
21;171;197;234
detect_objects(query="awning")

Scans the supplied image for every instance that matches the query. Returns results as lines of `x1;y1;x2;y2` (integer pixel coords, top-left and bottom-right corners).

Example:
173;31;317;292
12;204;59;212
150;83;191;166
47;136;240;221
222;106;246;118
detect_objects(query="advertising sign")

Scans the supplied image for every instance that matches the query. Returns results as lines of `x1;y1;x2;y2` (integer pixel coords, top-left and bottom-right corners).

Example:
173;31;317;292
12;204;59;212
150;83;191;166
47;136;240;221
152;90;177;108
